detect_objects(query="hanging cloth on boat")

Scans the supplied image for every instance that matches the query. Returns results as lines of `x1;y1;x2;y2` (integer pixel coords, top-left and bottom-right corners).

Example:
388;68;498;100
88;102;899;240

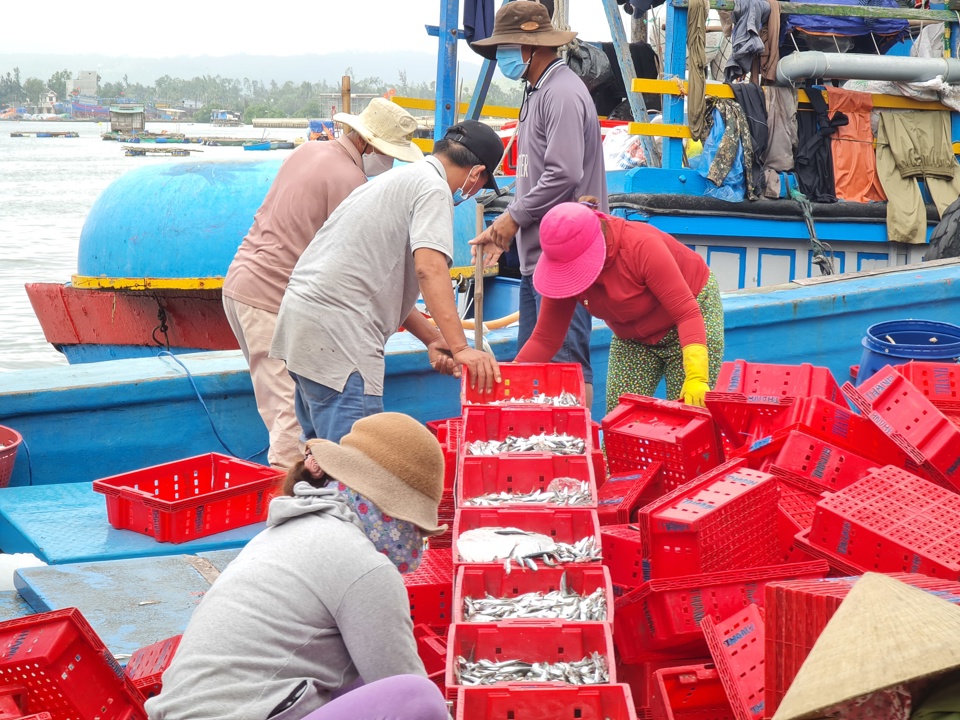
876;110;960;244
724;0;770;82
702;97;759;200
687;0;710;141
759;0;781;84
730;83;768;198
762;86;797;198
463;0;496;43
825;87;885;203
795;85;845;203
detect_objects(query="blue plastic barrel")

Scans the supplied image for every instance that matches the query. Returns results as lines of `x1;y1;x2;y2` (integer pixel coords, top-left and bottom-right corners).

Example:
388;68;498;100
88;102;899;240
856;319;960;386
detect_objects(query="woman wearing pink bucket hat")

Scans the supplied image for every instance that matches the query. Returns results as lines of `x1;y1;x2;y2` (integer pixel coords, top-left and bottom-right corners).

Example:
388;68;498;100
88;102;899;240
514;199;724;411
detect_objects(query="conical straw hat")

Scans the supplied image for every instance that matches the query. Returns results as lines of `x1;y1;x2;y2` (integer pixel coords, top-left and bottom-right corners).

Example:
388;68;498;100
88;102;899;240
773;573;960;720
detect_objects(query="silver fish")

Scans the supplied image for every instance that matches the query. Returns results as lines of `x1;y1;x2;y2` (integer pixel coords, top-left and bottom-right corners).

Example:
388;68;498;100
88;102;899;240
463;585;608;622
457;652;609;686
464;478;593;506
464;433;586;456
477;391;581;407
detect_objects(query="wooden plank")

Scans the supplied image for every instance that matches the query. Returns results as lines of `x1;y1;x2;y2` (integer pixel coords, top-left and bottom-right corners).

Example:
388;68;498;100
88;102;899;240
671;0;956;21
629;122;693;138
632;78;950;111
393;96;520;119
14;550;241;658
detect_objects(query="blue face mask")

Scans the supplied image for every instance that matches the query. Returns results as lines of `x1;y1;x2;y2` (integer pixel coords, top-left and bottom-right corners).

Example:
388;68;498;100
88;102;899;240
496;45;530;81
452;166;482;206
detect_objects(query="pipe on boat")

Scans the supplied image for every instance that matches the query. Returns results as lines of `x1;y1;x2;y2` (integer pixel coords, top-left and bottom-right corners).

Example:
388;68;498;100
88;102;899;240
427;311;521;331
776;51;960;86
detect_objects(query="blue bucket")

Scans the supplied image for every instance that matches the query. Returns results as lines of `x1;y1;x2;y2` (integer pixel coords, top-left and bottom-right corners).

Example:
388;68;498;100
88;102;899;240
856;319;960;386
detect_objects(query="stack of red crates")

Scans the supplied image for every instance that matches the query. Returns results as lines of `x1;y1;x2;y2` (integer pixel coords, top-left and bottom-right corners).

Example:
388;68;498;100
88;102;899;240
449;364;637;718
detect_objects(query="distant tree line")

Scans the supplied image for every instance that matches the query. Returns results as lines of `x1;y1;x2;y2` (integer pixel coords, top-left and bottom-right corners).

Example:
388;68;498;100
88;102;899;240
0;66;522;121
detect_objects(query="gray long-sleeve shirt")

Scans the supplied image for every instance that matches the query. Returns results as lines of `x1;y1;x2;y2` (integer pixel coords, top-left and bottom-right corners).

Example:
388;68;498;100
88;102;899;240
507;60;608;276
145;484;425;720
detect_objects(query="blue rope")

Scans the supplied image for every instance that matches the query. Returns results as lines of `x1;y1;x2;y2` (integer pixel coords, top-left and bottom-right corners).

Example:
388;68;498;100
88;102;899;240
158;350;269;462
19;437;33;487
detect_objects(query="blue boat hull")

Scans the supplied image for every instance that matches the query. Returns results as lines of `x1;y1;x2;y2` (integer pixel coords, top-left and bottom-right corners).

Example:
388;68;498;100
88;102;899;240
3;260;960;489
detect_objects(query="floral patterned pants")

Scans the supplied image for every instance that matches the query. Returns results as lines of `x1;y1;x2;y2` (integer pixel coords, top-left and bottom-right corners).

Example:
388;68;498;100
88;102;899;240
605;272;725;414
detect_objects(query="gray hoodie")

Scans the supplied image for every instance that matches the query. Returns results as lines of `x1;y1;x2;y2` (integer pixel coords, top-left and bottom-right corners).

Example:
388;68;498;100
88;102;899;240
145;484;426;720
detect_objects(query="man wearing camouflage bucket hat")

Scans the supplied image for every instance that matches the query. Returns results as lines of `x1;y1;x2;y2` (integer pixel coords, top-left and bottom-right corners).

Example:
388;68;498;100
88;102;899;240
470;0;608;410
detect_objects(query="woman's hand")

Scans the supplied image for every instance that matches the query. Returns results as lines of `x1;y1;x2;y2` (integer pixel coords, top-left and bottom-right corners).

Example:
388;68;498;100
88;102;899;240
680;343;710;407
427;337;460;377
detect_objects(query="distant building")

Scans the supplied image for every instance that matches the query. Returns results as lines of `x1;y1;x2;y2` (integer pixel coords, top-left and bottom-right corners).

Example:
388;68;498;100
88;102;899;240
41;90;58;114
70;71;98;98
210;109;242;127
109;105;145;133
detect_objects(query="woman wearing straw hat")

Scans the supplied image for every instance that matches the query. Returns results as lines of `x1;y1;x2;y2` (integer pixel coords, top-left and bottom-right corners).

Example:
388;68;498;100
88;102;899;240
223;98;424;471
514;199;724;411
147;413;450;720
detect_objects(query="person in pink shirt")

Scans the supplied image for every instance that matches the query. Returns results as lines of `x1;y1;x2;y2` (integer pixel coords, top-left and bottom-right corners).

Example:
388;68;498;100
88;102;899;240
222;99;423;470
513;199;724;412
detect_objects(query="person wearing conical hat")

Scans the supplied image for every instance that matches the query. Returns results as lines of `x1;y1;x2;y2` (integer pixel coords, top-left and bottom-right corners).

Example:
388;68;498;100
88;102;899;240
223;98;423;471
147;413;451;720
469;0;606;410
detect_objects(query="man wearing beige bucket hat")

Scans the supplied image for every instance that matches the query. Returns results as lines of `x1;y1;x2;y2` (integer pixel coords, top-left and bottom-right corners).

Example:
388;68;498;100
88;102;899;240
147;412;450;720
222;98;422;472
469;0;608;409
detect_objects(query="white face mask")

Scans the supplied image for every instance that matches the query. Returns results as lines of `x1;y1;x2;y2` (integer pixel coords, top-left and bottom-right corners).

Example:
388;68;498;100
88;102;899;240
363;152;394;176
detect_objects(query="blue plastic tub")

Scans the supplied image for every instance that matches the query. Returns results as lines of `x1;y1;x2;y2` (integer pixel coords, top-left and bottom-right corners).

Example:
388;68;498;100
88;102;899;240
856;319;960;386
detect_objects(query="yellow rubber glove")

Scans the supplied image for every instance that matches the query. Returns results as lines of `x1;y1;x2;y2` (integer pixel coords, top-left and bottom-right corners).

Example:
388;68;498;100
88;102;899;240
680;343;710;407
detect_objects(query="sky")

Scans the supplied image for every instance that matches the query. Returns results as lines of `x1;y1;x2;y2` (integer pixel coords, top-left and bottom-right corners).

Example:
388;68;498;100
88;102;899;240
4;0;620;58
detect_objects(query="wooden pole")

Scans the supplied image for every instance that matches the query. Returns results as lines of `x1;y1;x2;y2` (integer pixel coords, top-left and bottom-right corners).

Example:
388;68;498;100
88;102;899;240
473;204;485;351
341;76;351;116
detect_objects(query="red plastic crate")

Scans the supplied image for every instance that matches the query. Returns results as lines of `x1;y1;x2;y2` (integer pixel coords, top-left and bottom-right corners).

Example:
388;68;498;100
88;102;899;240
454;564;614;624
592;450;607;488
706;361;842;449
403;548;454;627
638;459;781;579
767;431;883;494
430;490;456;550
777;481;820;529
452;507;602;565
597;466;662;526
617;657;713;713
414;624;448;676
462;363;586;407
650;664;735;720
792;528;866;577
0;608;145;718
702;605;765;720
457;455;597;508
776;510;817;565
898;361;960;405
763;573;960;717
603;395;724;495
804;464;960;578
124;634;181;700
455;684;637;720
446;622;617;689
460;406;592;455
92;453;283;544
601;524;648;588
612;561;828;662
843;366;960;492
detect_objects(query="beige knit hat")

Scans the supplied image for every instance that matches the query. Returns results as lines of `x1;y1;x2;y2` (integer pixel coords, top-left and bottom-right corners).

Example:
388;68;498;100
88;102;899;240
333;98;423;164
773;573;960;720
306;413;447;536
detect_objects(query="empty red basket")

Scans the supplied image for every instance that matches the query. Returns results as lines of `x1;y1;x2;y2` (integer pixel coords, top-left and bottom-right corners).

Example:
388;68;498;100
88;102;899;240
603;395;724;495
462;363;586;406
650;664;735;720
702;605;766;720
0;608;146;718
843;365;960;492
897;361;960;405
612;560;828;662
456;684;638;720
706;361;842;449
445;621;617;689
92;453;284;544
125;634;182;700
638;459;781;579
804;464;960;578
403;548;454;627
601;524;648;588
452;507;602;565
454;564;614;624
457;454;597;508
597;466;662;526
